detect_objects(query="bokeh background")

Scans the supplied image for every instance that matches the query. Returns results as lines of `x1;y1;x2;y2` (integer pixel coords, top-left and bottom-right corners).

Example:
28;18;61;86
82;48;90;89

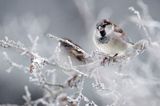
0;0;160;105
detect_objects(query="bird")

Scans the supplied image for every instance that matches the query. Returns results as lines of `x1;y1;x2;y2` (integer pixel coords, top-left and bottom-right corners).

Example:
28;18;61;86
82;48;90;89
93;19;148;63
93;19;132;56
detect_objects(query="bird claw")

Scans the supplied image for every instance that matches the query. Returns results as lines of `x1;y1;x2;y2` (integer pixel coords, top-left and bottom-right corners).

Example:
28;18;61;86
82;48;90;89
101;57;108;66
101;53;118;66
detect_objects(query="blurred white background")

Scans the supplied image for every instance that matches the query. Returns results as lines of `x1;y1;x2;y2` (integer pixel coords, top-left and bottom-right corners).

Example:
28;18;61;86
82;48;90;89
0;0;160;105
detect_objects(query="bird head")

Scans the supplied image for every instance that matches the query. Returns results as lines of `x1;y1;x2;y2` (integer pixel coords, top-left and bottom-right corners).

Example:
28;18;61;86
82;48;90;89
96;19;111;30
94;19;112;44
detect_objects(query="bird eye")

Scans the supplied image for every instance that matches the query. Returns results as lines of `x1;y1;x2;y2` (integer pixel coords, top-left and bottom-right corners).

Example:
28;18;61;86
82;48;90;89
96;24;106;31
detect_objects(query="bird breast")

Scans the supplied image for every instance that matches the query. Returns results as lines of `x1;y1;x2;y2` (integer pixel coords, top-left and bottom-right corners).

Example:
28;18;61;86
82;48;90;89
96;36;128;56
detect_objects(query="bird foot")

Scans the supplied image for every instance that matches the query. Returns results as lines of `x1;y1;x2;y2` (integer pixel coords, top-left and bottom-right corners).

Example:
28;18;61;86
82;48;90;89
101;53;118;66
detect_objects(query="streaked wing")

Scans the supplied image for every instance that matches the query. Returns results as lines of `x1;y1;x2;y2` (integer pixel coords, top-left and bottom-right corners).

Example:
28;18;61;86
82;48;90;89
59;38;88;63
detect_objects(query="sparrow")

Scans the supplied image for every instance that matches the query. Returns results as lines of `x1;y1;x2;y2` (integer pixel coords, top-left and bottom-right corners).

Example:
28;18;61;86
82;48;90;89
93;19;149;63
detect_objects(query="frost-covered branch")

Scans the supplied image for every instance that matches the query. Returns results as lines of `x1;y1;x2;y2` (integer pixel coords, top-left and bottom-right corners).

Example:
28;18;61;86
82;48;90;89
0;33;151;106
1;1;160;105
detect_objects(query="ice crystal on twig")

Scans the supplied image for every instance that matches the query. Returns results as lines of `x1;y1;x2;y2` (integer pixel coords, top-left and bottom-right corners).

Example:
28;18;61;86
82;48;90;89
1;1;160;105
23;86;32;105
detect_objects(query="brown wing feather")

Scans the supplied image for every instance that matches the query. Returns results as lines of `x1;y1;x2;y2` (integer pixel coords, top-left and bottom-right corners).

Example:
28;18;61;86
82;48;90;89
59;38;86;63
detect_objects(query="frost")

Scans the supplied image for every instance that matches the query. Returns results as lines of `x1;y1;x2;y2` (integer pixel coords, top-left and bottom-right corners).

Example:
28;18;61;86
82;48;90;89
0;34;152;105
0;0;160;106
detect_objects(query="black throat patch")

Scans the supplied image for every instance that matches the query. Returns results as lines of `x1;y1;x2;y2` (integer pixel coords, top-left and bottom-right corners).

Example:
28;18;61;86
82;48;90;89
99;36;110;44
